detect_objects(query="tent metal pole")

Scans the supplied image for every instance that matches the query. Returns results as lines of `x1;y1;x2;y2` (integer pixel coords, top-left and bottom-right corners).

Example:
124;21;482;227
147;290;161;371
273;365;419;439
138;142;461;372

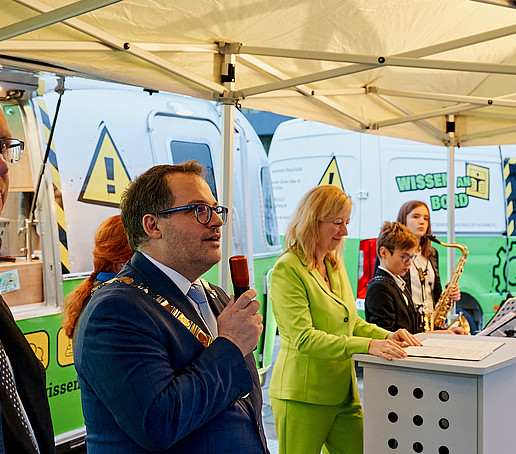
218;51;236;294
446;116;456;281
219;103;234;293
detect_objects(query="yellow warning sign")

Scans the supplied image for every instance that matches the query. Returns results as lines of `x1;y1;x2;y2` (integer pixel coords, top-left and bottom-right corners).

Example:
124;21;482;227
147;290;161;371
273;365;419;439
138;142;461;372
466;163;489;200
25;331;49;369
57;328;74;367
78;123;131;208
318;156;344;191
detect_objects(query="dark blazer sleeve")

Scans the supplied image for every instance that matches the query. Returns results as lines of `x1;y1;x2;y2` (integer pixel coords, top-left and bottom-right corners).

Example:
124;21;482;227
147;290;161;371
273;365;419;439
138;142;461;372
365;279;399;332
0;297;55;454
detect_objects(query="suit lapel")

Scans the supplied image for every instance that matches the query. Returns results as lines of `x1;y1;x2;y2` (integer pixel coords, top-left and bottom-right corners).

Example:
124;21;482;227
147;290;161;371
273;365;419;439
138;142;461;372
124;253;211;337
308;261;350;312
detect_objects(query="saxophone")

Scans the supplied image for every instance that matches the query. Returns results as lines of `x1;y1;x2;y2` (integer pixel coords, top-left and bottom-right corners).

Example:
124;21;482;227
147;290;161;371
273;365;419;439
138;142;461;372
424;234;470;333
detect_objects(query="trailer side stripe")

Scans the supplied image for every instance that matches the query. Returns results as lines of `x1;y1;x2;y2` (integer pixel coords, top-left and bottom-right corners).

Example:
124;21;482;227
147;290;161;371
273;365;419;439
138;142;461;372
37;99;70;274
503;158;516;237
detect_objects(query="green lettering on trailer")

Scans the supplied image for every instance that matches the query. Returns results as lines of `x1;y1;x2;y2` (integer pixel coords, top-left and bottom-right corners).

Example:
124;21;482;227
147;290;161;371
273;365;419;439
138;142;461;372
396;172;448;192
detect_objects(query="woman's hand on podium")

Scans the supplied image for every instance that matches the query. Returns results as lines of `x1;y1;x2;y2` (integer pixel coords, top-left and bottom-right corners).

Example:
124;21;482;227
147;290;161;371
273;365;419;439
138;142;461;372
387;329;422;346
368;330;422;361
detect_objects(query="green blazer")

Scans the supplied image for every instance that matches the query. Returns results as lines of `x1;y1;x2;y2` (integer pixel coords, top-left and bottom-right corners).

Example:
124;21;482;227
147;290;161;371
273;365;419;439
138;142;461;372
269;250;390;405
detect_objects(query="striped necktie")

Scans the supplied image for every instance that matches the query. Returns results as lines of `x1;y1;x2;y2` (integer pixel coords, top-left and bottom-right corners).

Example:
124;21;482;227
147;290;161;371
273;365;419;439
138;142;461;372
0;340;39;452
188;283;218;337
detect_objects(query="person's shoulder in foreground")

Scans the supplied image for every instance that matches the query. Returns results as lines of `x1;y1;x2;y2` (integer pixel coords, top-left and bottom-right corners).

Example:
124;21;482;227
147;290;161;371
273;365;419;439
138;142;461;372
0;108;55;454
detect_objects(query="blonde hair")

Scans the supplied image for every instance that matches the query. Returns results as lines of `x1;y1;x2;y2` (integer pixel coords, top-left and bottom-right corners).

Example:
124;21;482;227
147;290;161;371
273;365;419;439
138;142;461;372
285;185;351;270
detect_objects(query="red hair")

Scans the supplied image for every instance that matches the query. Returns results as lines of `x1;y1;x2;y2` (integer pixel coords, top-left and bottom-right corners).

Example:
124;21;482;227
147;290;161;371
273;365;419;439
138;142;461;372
62;215;133;338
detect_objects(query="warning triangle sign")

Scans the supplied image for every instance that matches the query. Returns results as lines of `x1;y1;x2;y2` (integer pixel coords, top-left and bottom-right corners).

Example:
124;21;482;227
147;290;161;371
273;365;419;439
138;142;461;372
318;156;344;191
78;124;131;208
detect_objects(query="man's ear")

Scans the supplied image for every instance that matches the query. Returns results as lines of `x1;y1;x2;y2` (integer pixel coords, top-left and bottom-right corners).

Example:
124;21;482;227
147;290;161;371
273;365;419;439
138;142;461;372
142;214;162;239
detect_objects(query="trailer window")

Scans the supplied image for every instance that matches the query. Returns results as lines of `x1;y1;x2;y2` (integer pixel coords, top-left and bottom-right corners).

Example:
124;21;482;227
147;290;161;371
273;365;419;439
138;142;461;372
260;166;280;247
170;141;217;199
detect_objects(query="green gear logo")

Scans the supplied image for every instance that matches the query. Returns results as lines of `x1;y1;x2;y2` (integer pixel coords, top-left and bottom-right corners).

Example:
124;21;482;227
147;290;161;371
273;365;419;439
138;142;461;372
492;243;516;294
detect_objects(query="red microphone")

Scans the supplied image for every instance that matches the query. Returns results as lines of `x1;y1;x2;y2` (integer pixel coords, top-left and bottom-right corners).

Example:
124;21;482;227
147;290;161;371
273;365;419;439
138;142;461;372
229;255;250;300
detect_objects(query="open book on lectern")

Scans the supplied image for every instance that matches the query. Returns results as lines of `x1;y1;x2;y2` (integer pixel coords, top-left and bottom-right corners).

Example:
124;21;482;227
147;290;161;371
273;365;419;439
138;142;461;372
477;297;516;337
405;338;504;361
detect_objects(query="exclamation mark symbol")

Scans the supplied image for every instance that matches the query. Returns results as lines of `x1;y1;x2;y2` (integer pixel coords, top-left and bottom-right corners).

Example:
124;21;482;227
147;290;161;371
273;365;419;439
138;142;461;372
328;173;334;185
105;157;115;194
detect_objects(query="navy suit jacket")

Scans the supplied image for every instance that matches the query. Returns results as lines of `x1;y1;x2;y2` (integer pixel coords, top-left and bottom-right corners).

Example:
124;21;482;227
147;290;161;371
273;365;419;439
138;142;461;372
0;297;55;454
74;252;268;454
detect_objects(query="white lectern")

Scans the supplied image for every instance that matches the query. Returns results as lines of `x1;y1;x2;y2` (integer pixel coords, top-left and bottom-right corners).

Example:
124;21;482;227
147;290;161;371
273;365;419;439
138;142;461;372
354;334;516;454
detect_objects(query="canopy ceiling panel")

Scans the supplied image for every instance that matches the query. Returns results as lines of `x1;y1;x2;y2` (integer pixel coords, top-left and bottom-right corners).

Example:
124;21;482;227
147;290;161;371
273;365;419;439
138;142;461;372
2;0;516;145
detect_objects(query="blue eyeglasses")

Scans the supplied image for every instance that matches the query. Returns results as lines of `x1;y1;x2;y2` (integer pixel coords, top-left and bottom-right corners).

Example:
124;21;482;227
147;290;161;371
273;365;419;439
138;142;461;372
157;203;228;225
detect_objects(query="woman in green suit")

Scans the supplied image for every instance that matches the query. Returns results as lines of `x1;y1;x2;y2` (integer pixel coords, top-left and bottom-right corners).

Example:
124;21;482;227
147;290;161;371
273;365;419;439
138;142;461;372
269;185;420;454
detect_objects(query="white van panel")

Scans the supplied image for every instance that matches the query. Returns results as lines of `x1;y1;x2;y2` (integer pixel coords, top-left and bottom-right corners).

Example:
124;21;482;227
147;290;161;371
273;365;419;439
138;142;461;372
378;143;505;235
271;154;359;235
40;87;279;274
270;119;507;239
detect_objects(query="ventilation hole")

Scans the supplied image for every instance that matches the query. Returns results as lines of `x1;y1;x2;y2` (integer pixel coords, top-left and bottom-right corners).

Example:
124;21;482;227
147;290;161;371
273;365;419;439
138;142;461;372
388;438;398;449
438;390;450;402
413;441;423;453
412;415;423;426
388;412;398;423
439;418;450;430
413;388;424;399
388;385;399;396
438;446;450;454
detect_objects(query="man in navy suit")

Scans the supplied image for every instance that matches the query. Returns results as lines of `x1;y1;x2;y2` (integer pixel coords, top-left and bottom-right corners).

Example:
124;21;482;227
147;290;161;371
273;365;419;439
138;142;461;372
0;110;55;453
74;161;269;453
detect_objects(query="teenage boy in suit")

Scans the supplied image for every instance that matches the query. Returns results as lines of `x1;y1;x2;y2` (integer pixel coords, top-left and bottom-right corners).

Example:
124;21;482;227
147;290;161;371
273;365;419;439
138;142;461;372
365;221;423;334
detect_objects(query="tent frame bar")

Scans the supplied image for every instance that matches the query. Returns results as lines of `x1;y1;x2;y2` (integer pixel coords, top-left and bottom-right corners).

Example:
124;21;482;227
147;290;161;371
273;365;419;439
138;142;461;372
0;0;121;42
238;54;366;129
372;87;516;108
14;0;225;95
373;104;481;129
371;93;449;142
238;45;516;77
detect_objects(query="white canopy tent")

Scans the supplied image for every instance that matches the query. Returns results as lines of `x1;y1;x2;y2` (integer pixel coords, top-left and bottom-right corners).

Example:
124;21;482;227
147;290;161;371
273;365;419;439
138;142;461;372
2;0;516;285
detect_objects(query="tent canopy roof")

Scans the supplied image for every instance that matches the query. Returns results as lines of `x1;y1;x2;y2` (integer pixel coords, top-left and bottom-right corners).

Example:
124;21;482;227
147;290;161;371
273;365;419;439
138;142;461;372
2;0;516;146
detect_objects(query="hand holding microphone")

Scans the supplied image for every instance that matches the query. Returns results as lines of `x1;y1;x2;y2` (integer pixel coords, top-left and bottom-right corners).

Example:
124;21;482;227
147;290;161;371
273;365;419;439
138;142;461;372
218;255;263;356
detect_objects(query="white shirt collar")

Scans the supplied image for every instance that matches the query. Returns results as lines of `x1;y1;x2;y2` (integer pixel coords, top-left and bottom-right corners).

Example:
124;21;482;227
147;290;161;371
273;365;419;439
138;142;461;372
141;252;202;296
379;265;406;291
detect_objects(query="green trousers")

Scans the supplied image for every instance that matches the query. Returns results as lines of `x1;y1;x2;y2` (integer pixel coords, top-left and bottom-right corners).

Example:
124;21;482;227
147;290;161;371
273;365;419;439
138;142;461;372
270;390;363;454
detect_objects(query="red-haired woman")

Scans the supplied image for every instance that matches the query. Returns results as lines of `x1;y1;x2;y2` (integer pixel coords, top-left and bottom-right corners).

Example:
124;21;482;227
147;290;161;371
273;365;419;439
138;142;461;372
63;215;133;341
